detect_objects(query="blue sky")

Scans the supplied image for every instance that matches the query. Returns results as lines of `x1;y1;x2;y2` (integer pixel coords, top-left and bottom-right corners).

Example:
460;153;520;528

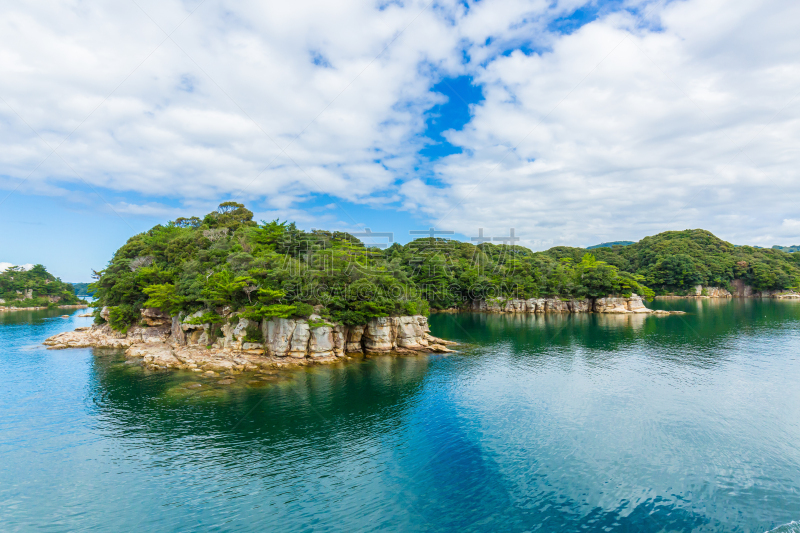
2;0;800;281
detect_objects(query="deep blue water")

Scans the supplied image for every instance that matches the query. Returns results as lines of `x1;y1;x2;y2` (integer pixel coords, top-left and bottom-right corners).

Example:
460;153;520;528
1;300;800;532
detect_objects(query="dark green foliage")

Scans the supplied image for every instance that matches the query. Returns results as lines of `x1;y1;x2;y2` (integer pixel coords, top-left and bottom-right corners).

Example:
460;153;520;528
92;205;798;330
243;324;263;343
590;230;800;293
89;203;661;329
0;264;83;307
184;312;223;325
108;305;139;333
292;303;314;318
91;204;432;330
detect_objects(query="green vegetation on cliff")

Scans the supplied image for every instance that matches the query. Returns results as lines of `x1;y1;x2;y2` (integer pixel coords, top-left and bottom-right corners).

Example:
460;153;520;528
90;205;800;330
90;203;653;330
92;202;430;330
0;265;83;307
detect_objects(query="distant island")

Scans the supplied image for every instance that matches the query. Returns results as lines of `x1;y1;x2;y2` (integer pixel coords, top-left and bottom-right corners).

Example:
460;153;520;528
773;244;800;253
1;265;86;310
586;241;636;249
69;282;95;298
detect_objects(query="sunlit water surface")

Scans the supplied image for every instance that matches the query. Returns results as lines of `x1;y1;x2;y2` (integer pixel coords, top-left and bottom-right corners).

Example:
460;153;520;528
1;300;800;532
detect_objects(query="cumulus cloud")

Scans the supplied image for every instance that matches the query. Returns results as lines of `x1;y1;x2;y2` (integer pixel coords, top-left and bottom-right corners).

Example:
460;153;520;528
415;0;800;247
1;0;799;247
0;263;34;272
1;1;422;203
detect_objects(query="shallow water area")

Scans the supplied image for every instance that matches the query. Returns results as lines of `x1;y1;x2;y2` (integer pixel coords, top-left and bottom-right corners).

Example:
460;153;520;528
1;301;800;532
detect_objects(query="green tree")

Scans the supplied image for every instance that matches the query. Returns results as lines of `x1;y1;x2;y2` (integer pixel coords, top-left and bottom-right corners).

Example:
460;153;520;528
142;283;184;314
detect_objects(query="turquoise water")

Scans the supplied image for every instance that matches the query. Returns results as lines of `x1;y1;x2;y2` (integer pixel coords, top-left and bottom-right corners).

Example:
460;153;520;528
1;300;800;532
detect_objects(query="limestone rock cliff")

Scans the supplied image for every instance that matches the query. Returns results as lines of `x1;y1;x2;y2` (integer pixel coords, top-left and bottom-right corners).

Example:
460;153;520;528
44;309;456;363
470;294;662;314
729;279;800;299
652;282;800;299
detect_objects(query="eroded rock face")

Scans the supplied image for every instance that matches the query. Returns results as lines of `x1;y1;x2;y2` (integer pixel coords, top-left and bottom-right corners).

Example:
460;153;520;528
309;326;336;357
472;297;596;314
345;325;365;354
127;344;180;367
527;298;543;313
626;296;652;313
171;316;186;346
568;299;592;313
363;316;396;352
692;285;733;298
727;279;799;299
263;318;296;357
218;317;256;350
141;308;171;327
545;299;570;313
504;299;526;313
44;323;132;349
481;298;505;312
288;322;311;358
333;325;346;353
594;295;653;314
396;316;428;349
44;312;454;366
470;294;665;314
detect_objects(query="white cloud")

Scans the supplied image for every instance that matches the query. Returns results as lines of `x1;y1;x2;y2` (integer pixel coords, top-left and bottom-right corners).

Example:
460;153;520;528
1;0;463;202
0;263;34;272
415;0;800;247
2;0;800;247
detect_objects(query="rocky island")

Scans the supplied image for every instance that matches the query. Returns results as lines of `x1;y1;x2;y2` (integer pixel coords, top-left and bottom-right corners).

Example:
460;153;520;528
43;203;799;371
1;264;88;312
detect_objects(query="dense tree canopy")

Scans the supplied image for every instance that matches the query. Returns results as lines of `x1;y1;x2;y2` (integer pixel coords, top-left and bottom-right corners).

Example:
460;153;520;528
90;206;800;331
590;230;800;294
90;203;654;330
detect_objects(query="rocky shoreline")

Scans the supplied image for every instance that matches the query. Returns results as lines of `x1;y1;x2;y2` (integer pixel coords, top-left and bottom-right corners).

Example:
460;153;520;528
468;294;684;315
44;310;457;372
41;290;757;372
0;304;89;312
654;283;800;300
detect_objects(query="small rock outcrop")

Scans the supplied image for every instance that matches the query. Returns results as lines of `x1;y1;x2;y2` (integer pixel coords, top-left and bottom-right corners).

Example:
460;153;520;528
470;294;674;315
729;279;800;299
652;281;800;299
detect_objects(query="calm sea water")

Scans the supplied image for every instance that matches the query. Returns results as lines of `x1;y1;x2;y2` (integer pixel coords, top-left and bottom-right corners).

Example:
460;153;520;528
1;300;800;532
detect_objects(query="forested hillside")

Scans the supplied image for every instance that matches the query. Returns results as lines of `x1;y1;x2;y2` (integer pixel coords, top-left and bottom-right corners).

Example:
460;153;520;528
0;265;83;307
773;245;800;253
90;203;652;330
589;230;800;294
69;282;95;297
90;205;800;331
